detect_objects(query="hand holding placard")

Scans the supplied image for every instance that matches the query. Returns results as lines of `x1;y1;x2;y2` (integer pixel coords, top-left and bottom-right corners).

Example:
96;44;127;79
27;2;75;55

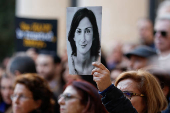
92;62;112;92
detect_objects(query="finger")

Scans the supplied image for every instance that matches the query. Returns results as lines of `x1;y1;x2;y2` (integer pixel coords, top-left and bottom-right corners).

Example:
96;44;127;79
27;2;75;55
93;76;101;82
91;68;96;75
93;72;101;77
91;68;103;75
92;62;106;70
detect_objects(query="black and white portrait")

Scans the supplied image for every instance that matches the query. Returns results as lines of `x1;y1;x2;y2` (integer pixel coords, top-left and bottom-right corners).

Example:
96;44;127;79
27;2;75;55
67;6;102;75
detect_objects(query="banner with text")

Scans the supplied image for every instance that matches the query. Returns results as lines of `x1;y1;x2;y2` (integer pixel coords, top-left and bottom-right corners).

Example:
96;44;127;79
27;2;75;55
15;17;57;52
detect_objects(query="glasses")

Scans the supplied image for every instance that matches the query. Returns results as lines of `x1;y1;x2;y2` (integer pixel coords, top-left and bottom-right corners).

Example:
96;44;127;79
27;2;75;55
11;94;33;101
75;28;93;35
123;91;145;100
58;93;80;101
154;31;168;37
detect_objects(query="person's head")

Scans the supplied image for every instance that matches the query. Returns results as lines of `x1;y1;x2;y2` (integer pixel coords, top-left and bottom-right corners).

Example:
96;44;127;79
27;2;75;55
154;16;170;54
129;55;148;70
12;73;54;113
115;70;168;113
7;53;36;76
58;79;107;113
0;73;14;105
36;51;61;81
125;45;157;70
68;8;100;57
137;18;154;45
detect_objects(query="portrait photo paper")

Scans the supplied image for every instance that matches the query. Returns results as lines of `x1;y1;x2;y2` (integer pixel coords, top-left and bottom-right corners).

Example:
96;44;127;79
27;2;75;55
67;6;102;75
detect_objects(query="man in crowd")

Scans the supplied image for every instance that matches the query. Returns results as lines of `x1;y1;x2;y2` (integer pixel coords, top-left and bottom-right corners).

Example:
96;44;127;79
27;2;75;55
36;51;63;98
137;18;155;49
154;16;170;69
125;45;157;70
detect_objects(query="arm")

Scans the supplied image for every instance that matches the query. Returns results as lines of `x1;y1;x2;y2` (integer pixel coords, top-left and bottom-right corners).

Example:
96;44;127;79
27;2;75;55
92;62;137;113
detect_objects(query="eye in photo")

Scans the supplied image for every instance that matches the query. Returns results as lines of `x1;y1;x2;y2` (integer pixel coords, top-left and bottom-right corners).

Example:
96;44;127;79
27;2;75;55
67;6;102;75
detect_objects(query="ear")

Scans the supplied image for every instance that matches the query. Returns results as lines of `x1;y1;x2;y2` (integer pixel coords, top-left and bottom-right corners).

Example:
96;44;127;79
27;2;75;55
35;100;42;109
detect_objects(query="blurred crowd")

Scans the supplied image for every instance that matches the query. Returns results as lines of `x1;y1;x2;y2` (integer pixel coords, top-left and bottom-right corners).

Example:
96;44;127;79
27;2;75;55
1;0;170;113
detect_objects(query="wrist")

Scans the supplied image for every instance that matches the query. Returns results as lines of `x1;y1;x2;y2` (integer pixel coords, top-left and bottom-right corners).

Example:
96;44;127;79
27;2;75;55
99;82;112;92
98;84;114;96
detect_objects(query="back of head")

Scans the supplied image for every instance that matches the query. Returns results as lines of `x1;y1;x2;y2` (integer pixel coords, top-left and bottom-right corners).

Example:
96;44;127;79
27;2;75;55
7;53;36;76
14;73;54;113
65;79;107;113
115;70;167;113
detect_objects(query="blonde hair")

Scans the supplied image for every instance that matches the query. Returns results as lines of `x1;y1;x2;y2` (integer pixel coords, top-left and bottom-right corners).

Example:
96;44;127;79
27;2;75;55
115;70;168;113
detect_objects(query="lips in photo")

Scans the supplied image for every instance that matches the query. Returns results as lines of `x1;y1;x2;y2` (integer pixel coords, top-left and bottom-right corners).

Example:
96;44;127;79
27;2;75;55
81;44;87;48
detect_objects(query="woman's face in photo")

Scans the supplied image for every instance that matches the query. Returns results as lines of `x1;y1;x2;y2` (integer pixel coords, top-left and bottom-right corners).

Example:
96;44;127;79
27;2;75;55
74;17;93;55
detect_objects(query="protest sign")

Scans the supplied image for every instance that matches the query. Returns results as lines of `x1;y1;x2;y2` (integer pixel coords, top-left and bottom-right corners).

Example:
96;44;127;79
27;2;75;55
15;17;57;53
67;6;102;75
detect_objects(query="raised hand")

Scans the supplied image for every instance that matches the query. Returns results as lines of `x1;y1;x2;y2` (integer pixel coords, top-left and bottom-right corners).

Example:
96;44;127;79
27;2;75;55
92;62;112;92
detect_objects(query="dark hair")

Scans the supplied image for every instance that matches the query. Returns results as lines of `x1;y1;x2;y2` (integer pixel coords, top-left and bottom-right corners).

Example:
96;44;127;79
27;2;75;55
39;50;61;64
68;8;100;56
14;73;54;113
64;79;107;113
9;55;36;75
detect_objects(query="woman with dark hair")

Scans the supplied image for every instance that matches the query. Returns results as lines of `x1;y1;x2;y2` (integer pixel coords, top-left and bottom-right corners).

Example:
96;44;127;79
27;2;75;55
68;8;101;75
58;79;107;113
11;73;54;113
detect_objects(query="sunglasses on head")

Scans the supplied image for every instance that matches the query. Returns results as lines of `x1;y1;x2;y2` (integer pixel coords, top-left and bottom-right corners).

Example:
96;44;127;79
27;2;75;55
153;31;168;37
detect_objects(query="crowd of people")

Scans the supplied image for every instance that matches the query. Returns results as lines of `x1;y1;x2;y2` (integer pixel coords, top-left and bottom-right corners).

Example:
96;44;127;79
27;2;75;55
0;0;170;113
